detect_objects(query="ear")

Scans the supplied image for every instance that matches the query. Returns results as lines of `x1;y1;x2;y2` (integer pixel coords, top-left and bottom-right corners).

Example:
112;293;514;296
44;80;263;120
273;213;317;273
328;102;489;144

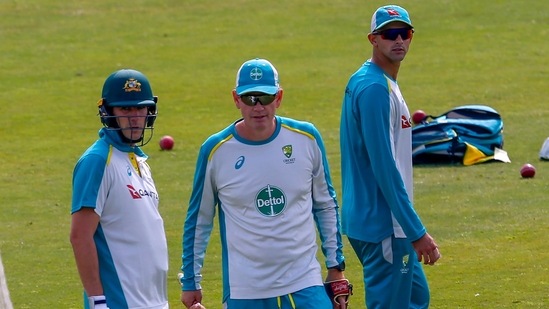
232;89;241;109
97;98;109;126
275;88;284;108
367;33;377;46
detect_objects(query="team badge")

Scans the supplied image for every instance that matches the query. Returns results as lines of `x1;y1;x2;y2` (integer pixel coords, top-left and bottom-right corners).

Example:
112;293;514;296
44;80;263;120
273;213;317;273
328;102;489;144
123;78;142;92
282;145;292;158
400;254;410;274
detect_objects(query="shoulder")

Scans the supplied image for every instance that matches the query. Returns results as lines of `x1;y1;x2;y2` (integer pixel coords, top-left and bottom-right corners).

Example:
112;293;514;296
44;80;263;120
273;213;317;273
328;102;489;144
199;123;236;157
279;117;319;140
347;61;390;97
75;139;110;167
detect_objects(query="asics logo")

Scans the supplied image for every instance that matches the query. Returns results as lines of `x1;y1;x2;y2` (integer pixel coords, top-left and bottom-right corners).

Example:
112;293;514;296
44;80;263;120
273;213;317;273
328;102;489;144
235;156;245;169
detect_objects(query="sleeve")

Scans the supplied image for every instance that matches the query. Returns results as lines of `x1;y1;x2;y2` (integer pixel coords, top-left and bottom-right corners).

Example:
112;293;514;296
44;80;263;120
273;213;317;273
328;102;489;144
309;126;345;268
181;142;217;291
71;153;107;214
358;84;425;240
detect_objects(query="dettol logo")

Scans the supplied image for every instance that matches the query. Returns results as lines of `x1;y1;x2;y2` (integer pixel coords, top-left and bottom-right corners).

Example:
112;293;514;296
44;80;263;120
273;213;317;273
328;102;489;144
255;185;286;216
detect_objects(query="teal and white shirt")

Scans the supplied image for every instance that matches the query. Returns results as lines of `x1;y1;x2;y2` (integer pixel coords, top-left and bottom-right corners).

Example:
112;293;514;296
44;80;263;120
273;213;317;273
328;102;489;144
72;128;168;309
340;59;426;243
181;116;344;302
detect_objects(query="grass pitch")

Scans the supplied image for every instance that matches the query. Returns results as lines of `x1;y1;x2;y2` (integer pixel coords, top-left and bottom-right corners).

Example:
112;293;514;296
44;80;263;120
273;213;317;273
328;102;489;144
1;0;548;308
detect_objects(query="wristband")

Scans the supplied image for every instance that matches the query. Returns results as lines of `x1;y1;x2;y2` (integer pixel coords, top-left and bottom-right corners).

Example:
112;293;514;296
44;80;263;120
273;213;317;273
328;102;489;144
328;261;346;272
88;295;108;309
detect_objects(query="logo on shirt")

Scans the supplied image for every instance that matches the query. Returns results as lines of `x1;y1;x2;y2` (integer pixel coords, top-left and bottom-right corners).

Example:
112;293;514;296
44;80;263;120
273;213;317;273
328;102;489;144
282;144;295;164
235;156;245;170
255;185;286;216
127;185;142;199
401;115;411;129
282;145;292;158
126;185;159;200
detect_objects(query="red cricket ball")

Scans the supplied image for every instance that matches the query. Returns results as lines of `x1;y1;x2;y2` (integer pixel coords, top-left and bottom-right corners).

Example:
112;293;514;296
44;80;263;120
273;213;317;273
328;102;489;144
412;110;427;125
159;135;175;150
520;163;536;178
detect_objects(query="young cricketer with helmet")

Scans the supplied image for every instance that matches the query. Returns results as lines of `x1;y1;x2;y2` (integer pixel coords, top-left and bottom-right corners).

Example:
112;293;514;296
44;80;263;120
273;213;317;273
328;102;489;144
70;69;169;309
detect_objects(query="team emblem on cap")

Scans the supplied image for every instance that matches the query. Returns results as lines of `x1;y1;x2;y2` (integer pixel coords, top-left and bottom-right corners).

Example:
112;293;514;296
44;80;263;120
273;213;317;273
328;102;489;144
387;8;400;16
250;67;263;81
123;78;142;92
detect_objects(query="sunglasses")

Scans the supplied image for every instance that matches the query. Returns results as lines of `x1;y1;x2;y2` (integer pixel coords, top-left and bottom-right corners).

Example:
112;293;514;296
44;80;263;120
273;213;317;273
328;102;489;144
239;94;276;106
372;28;414;41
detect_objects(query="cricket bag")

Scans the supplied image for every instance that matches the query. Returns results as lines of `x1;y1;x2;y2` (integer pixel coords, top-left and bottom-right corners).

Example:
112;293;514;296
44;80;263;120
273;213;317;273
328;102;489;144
411;105;508;165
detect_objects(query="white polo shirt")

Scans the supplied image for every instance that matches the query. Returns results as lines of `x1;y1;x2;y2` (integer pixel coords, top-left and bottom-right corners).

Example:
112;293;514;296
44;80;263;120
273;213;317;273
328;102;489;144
72;128;168;309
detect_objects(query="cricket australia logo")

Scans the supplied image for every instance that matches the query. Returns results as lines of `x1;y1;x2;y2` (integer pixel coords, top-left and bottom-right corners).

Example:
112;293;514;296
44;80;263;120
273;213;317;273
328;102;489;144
255;185;286;216
123;78;142;92
250;67;262;80
282;145;292;158
282;144;296;164
400;254;410;274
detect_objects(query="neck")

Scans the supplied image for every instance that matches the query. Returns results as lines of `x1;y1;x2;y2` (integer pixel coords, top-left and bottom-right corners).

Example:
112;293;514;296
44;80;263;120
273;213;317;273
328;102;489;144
235;117;277;142
371;54;400;80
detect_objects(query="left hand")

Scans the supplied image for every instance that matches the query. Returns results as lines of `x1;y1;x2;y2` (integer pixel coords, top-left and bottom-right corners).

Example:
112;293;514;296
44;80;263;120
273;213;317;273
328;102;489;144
412;232;441;265
324;278;352;308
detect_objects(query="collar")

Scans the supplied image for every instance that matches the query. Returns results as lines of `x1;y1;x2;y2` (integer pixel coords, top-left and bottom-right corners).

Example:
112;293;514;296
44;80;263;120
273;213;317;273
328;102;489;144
98;128;147;158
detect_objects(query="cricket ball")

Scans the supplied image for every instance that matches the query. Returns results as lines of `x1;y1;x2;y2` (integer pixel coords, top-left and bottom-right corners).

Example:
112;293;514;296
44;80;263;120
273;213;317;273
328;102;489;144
412;110;427;125
520;163;536;178
159;135;174;150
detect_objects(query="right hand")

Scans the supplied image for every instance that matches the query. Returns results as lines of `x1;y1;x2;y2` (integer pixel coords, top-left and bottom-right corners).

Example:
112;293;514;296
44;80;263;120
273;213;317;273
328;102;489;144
181;290;203;309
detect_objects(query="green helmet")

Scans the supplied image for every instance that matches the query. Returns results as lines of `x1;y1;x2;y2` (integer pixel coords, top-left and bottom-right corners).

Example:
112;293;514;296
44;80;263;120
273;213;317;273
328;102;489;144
101;69;157;107
97;69;158;145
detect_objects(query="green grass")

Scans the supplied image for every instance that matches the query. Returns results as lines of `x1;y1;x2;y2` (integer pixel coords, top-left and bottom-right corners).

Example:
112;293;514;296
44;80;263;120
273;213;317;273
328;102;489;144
1;0;548;308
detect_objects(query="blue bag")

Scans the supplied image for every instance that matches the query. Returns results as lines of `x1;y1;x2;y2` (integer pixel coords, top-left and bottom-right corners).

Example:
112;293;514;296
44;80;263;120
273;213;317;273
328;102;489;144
411;105;505;165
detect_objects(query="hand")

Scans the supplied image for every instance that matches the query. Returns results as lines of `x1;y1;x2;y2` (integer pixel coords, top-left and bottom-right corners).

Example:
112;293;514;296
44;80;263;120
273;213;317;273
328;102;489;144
190;302;206;309
334;296;348;309
412;232;441;265
182;290;203;309
324;278;353;309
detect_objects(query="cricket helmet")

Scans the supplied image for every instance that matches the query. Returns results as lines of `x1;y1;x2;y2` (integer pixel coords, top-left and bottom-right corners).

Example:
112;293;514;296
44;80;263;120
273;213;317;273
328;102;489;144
97;69;158;145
